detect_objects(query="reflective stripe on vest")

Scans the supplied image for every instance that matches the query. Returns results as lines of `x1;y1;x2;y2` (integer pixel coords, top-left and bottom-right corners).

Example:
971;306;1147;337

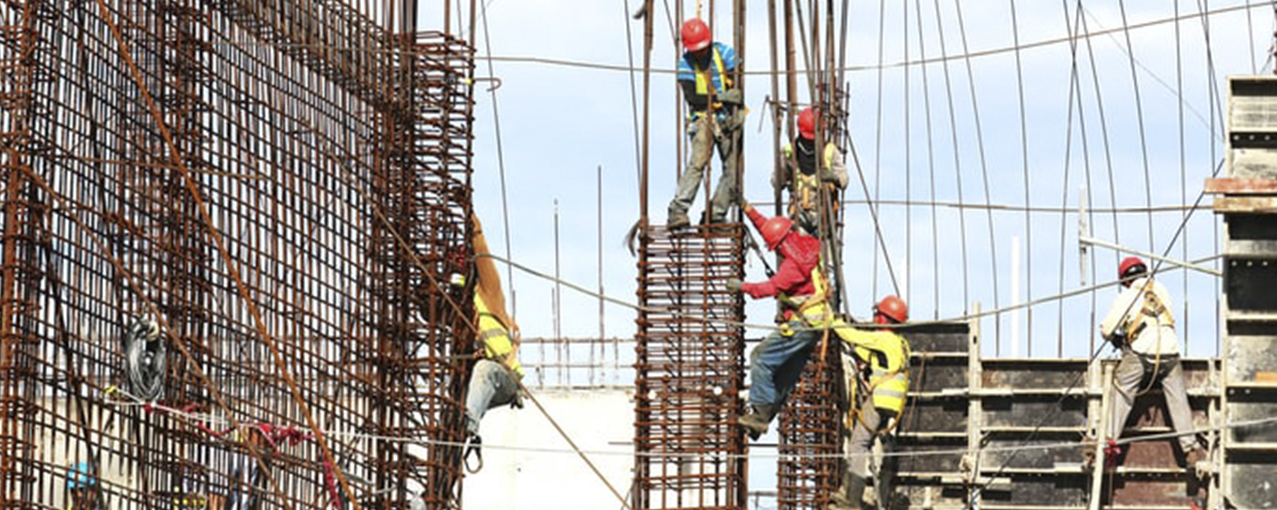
860;334;911;414
869;367;909;413
693;47;730;96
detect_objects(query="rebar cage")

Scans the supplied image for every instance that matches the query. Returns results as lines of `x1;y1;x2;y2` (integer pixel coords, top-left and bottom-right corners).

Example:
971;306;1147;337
0;1;475;509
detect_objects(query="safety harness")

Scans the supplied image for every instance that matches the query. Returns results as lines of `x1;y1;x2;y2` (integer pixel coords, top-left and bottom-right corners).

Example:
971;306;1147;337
692;46;732;97
776;265;834;335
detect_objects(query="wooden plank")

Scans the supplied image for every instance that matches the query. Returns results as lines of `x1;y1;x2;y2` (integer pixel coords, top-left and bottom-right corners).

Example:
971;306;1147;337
1213;196;1277;213
1204;177;1277;194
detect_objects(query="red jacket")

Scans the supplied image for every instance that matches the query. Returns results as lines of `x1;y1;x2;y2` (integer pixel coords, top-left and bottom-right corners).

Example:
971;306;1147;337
740;207;821;300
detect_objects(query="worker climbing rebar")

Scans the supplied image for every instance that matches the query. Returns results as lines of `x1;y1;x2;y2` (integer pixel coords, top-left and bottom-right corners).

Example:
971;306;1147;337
462;214;525;472
727;201;829;439
667;17;746;230
829;296;911;510
1094;256;1206;471
774;106;848;237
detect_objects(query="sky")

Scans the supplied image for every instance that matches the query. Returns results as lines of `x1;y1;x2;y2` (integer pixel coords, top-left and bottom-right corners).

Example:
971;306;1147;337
420;0;1274;368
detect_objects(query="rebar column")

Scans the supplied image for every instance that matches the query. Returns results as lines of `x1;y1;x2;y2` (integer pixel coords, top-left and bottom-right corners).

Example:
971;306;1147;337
634;226;748;510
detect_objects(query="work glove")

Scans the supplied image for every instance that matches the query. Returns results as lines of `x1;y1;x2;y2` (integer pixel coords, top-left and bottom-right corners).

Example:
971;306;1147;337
781;144;794;160
1107;331;1126;351
725;278;743;292
718;89;743;105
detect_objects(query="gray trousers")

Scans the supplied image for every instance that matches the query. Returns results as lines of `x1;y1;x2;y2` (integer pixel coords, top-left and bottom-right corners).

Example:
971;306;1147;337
846;397;890;478
465;359;518;436
1107;350;1197;450
668;111;743;223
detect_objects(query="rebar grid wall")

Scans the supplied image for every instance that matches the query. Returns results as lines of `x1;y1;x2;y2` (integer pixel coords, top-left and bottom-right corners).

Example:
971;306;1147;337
0;1;475;509
634;226;748;510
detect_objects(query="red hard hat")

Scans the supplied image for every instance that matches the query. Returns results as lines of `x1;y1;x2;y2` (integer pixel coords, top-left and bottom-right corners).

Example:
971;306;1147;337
759;215;794;251
874;295;908;324
1118;256;1146;281
681;19;711;51
797;107;817;140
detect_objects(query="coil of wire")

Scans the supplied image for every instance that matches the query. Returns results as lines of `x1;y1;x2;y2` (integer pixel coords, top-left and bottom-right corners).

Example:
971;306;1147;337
123;316;165;401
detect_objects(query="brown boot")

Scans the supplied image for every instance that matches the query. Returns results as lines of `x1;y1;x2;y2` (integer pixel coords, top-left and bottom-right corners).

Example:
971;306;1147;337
738;404;777;440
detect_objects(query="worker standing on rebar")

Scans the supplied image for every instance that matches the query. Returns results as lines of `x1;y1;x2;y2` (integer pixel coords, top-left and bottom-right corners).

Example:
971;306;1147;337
829;296;911;510
727;201;828;439
463;216;524;461
774;106;849;236
1098;256;1205;469
666;17;745;230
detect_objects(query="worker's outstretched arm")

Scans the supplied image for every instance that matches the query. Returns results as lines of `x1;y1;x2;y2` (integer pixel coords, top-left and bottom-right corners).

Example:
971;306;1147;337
743;203;768;232
836;326;898;351
740;256;805;299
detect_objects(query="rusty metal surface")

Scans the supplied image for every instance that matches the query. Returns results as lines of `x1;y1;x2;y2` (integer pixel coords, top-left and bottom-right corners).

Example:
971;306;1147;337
1204;177;1277;194
776;348;841;510
634;225;747;510
0;1;475;508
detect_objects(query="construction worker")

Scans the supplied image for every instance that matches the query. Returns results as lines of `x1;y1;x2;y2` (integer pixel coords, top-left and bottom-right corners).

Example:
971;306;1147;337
774;107;849;236
1099;256;1205;468
727;201;828;439
667;18;745;229
463;215;523;463
829;296;911;510
65;462;106;510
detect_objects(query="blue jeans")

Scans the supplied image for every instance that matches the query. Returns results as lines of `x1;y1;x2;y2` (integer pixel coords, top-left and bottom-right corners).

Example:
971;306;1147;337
465;359;518;436
748;327;821;407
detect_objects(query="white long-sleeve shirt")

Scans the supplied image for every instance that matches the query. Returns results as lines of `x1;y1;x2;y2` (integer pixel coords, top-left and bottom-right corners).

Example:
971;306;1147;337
1099;276;1180;355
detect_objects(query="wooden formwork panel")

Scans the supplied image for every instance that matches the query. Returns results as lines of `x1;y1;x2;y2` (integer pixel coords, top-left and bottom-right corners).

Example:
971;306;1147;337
977;474;1088;507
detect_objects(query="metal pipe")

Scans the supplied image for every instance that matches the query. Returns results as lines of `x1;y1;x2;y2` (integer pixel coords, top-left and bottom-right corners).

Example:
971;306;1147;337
1080;236;1222;277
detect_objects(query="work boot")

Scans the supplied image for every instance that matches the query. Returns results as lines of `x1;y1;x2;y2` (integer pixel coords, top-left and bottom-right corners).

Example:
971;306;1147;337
738;404;777;440
667;214;691;230
827;472;866;510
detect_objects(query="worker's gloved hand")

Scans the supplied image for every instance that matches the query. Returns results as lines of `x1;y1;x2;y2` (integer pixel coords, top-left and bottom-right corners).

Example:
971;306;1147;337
781;144;794;160
725;278;743;292
1108;331;1127;351
718;89;743;105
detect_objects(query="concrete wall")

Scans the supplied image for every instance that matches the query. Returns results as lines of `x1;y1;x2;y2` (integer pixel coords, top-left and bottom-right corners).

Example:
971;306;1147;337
461;388;634;510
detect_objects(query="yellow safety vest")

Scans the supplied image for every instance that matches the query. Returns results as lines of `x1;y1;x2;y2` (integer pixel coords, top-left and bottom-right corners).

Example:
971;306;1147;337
834;324;911;414
789;143;841;218
693;46;732;97
475;294;524;379
777;266;834;332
